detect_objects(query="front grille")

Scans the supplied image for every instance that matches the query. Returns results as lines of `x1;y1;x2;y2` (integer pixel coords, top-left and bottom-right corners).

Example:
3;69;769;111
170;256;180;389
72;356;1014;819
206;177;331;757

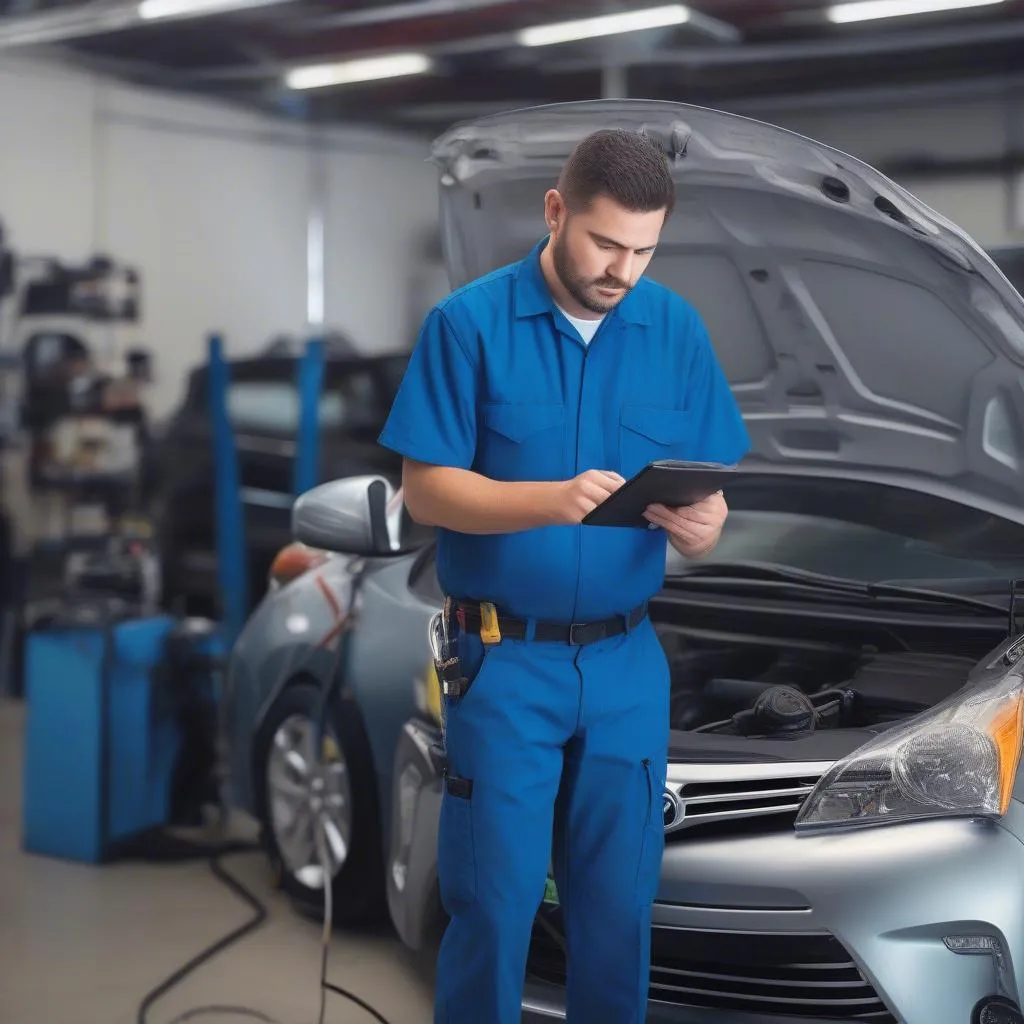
527;907;896;1021
664;761;829;838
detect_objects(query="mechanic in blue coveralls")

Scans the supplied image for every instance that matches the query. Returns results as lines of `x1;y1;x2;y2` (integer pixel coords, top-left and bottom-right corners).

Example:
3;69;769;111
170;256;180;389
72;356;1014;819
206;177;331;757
378;129;749;1024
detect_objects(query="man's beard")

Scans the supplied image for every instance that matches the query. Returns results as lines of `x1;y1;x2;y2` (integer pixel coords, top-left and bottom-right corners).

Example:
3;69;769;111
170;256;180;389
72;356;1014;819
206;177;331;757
552;231;632;315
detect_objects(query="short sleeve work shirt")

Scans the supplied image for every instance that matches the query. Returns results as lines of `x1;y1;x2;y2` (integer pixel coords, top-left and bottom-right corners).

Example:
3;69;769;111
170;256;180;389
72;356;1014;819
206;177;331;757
378;239;750;623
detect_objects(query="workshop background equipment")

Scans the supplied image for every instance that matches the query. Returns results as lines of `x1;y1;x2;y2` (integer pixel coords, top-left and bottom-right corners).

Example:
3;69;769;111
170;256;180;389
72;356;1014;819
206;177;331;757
19;332;331;863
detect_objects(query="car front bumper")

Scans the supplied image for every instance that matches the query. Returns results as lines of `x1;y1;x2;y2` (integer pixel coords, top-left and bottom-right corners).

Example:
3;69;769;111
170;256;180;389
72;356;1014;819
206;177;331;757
389;716;1024;1024
527;812;1024;1024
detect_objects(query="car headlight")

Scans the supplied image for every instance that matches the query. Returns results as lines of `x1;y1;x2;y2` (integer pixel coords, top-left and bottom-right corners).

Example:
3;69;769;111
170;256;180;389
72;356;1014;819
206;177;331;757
796;668;1024;833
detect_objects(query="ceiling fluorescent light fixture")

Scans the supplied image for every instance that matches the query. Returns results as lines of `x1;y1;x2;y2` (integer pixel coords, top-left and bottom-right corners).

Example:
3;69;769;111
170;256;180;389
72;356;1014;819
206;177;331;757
286;53;431;91
139;0;288;20
518;4;691;47
827;0;1005;24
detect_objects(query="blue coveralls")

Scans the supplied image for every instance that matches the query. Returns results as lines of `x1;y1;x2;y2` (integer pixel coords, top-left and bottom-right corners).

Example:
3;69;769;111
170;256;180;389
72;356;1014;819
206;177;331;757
378;239;749;1024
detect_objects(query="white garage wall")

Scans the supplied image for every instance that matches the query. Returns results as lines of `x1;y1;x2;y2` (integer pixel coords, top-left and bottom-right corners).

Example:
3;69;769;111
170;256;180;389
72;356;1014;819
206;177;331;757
0;59;96;260
897;176;1021;249
730;90;1024;249
0;55;440;417
756;98;1008;167
96;82;312;413
322;143;440;354
3;53;1020;419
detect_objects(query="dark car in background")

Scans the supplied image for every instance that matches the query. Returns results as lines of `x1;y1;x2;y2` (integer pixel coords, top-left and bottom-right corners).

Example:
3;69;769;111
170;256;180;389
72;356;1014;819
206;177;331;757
148;342;409;617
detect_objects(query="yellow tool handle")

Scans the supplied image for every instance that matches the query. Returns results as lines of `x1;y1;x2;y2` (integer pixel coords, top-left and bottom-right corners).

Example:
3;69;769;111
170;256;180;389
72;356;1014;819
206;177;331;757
479;601;502;644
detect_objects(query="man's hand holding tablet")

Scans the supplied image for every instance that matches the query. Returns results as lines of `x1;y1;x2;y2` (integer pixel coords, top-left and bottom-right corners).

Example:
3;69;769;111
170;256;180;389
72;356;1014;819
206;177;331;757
579;460;736;558
643;489;727;558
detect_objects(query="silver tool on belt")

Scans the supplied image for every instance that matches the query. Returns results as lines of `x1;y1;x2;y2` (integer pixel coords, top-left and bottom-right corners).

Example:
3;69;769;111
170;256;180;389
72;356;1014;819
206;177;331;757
428;597;468;745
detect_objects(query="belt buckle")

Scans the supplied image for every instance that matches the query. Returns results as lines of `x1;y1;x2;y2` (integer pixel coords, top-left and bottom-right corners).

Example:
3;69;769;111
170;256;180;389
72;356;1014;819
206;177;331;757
568;622;599;645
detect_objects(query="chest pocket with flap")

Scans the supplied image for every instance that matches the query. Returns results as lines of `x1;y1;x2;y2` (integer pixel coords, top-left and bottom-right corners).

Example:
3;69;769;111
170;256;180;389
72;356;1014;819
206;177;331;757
619;404;693;479
478;401;568;482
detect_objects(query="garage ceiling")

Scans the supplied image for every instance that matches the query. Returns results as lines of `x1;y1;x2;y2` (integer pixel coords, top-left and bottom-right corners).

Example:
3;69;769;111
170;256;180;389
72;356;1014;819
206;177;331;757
2;0;1024;133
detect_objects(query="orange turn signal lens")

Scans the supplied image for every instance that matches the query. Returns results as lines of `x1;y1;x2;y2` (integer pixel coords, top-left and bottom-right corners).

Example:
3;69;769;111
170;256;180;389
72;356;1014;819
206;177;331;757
987;693;1024;813
269;542;328;587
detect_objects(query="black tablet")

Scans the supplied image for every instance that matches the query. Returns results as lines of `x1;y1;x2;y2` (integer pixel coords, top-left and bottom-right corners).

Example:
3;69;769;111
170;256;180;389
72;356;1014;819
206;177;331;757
582;460;737;528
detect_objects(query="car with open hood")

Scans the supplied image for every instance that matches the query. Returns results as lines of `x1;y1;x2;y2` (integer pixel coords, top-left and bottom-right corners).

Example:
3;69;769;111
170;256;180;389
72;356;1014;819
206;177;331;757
219;99;1024;1023
383;100;1024;1024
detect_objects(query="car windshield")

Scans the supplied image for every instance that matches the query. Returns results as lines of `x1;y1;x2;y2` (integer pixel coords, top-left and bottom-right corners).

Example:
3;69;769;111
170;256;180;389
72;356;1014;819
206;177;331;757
223;356;407;436
666;473;1024;588
227;381;342;432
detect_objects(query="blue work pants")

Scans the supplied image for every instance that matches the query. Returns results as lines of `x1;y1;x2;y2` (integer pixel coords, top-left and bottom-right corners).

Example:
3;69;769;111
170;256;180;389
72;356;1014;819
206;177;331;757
434;615;670;1023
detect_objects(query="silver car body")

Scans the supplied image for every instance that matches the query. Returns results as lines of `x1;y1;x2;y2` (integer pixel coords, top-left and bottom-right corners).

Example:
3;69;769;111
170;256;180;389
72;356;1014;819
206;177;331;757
222;543;440;834
393;718;1024;1023
384;100;1024;1024
222;99;1024;1023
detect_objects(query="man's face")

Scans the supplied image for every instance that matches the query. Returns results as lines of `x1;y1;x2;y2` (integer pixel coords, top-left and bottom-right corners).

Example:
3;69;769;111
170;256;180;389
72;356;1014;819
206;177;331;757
546;191;665;316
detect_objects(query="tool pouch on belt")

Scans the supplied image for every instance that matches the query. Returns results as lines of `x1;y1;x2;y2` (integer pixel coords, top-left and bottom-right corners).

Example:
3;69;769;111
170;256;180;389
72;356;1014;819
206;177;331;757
429;597;469;700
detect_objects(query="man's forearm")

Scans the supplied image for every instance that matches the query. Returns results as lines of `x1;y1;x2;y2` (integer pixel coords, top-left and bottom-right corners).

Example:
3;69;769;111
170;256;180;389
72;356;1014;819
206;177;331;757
403;461;563;534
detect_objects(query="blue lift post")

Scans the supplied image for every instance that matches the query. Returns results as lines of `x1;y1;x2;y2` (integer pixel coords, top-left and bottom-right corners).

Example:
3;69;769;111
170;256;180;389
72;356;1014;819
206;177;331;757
207;333;248;649
293;337;325;499
207;334;325;648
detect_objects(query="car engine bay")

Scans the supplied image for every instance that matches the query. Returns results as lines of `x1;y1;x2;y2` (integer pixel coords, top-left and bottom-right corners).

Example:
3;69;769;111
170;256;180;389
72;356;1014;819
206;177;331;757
663;637;977;734
651;607;1006;761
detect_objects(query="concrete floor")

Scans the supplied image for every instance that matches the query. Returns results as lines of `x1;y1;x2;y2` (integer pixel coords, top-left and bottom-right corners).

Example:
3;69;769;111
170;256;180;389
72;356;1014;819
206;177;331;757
0;698;435;1024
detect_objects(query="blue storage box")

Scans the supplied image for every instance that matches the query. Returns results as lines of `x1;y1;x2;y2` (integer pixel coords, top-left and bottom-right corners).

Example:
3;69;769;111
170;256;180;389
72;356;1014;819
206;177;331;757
22;612;184;863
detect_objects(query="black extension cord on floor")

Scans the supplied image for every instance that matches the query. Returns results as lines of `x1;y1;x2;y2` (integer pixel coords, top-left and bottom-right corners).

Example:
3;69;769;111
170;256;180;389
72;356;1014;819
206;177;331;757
129;830;393;1024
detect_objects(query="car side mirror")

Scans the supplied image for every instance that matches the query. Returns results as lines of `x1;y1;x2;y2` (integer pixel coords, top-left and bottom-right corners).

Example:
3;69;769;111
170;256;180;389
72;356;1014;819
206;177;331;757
292;475;402;556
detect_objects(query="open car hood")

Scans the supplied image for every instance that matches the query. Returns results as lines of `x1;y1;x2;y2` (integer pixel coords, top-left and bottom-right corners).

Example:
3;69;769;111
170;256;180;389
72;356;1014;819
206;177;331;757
432;100;1024;523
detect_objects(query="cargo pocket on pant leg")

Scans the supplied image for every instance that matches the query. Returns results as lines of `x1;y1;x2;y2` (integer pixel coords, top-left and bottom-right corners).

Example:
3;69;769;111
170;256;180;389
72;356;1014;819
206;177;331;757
438;773;477;913
635;758;665;904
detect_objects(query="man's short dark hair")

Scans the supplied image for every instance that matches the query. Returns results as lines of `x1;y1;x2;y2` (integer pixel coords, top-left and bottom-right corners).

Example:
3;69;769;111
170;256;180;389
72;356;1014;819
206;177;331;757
557;129;675;219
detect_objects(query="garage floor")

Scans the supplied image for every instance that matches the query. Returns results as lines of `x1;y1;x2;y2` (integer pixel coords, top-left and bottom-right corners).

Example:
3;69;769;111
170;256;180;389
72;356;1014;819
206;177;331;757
0;698;435;1024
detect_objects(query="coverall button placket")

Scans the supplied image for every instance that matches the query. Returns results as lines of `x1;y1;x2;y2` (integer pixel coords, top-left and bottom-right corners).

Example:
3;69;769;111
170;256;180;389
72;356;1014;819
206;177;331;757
571;314;623;632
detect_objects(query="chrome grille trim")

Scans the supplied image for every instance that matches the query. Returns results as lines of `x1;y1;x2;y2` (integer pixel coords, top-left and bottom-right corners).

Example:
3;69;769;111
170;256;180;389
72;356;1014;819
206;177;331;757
663;760;834;834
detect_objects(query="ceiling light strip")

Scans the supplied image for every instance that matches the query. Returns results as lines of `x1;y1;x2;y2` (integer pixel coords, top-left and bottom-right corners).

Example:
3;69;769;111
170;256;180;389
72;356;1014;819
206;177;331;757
138;0;293;20
285;53;432;90
517;4;691;47
827;0;1005;24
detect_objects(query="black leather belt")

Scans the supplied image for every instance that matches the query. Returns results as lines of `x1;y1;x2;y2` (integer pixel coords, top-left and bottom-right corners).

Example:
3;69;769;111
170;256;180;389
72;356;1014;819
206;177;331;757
457;601;648;646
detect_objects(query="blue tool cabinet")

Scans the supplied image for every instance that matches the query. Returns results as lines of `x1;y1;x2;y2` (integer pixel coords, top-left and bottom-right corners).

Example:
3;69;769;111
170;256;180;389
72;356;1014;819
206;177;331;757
21;612;182;863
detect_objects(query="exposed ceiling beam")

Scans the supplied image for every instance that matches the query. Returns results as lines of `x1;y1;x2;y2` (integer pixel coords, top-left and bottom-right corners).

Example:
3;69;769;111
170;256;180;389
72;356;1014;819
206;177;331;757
0;0;297;50
175;8;742;85
682;7;743;43
0;2;141;49
288;0;739;42
731;69;1024;115
386;68;1024;127
288;0;528;33
552;13;1024;71
882;151;1024;180
167;5;1022;89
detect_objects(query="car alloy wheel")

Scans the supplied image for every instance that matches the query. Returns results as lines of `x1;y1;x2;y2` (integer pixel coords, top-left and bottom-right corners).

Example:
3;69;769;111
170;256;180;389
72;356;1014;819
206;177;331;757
265;712;353;890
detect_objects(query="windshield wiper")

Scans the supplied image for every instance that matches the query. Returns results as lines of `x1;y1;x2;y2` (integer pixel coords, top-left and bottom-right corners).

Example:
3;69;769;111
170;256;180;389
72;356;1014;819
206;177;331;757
670;560;1008;616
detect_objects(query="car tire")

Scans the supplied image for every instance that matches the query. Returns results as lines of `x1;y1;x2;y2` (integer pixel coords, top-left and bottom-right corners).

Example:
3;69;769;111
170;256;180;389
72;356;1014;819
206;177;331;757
252;679;385;927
